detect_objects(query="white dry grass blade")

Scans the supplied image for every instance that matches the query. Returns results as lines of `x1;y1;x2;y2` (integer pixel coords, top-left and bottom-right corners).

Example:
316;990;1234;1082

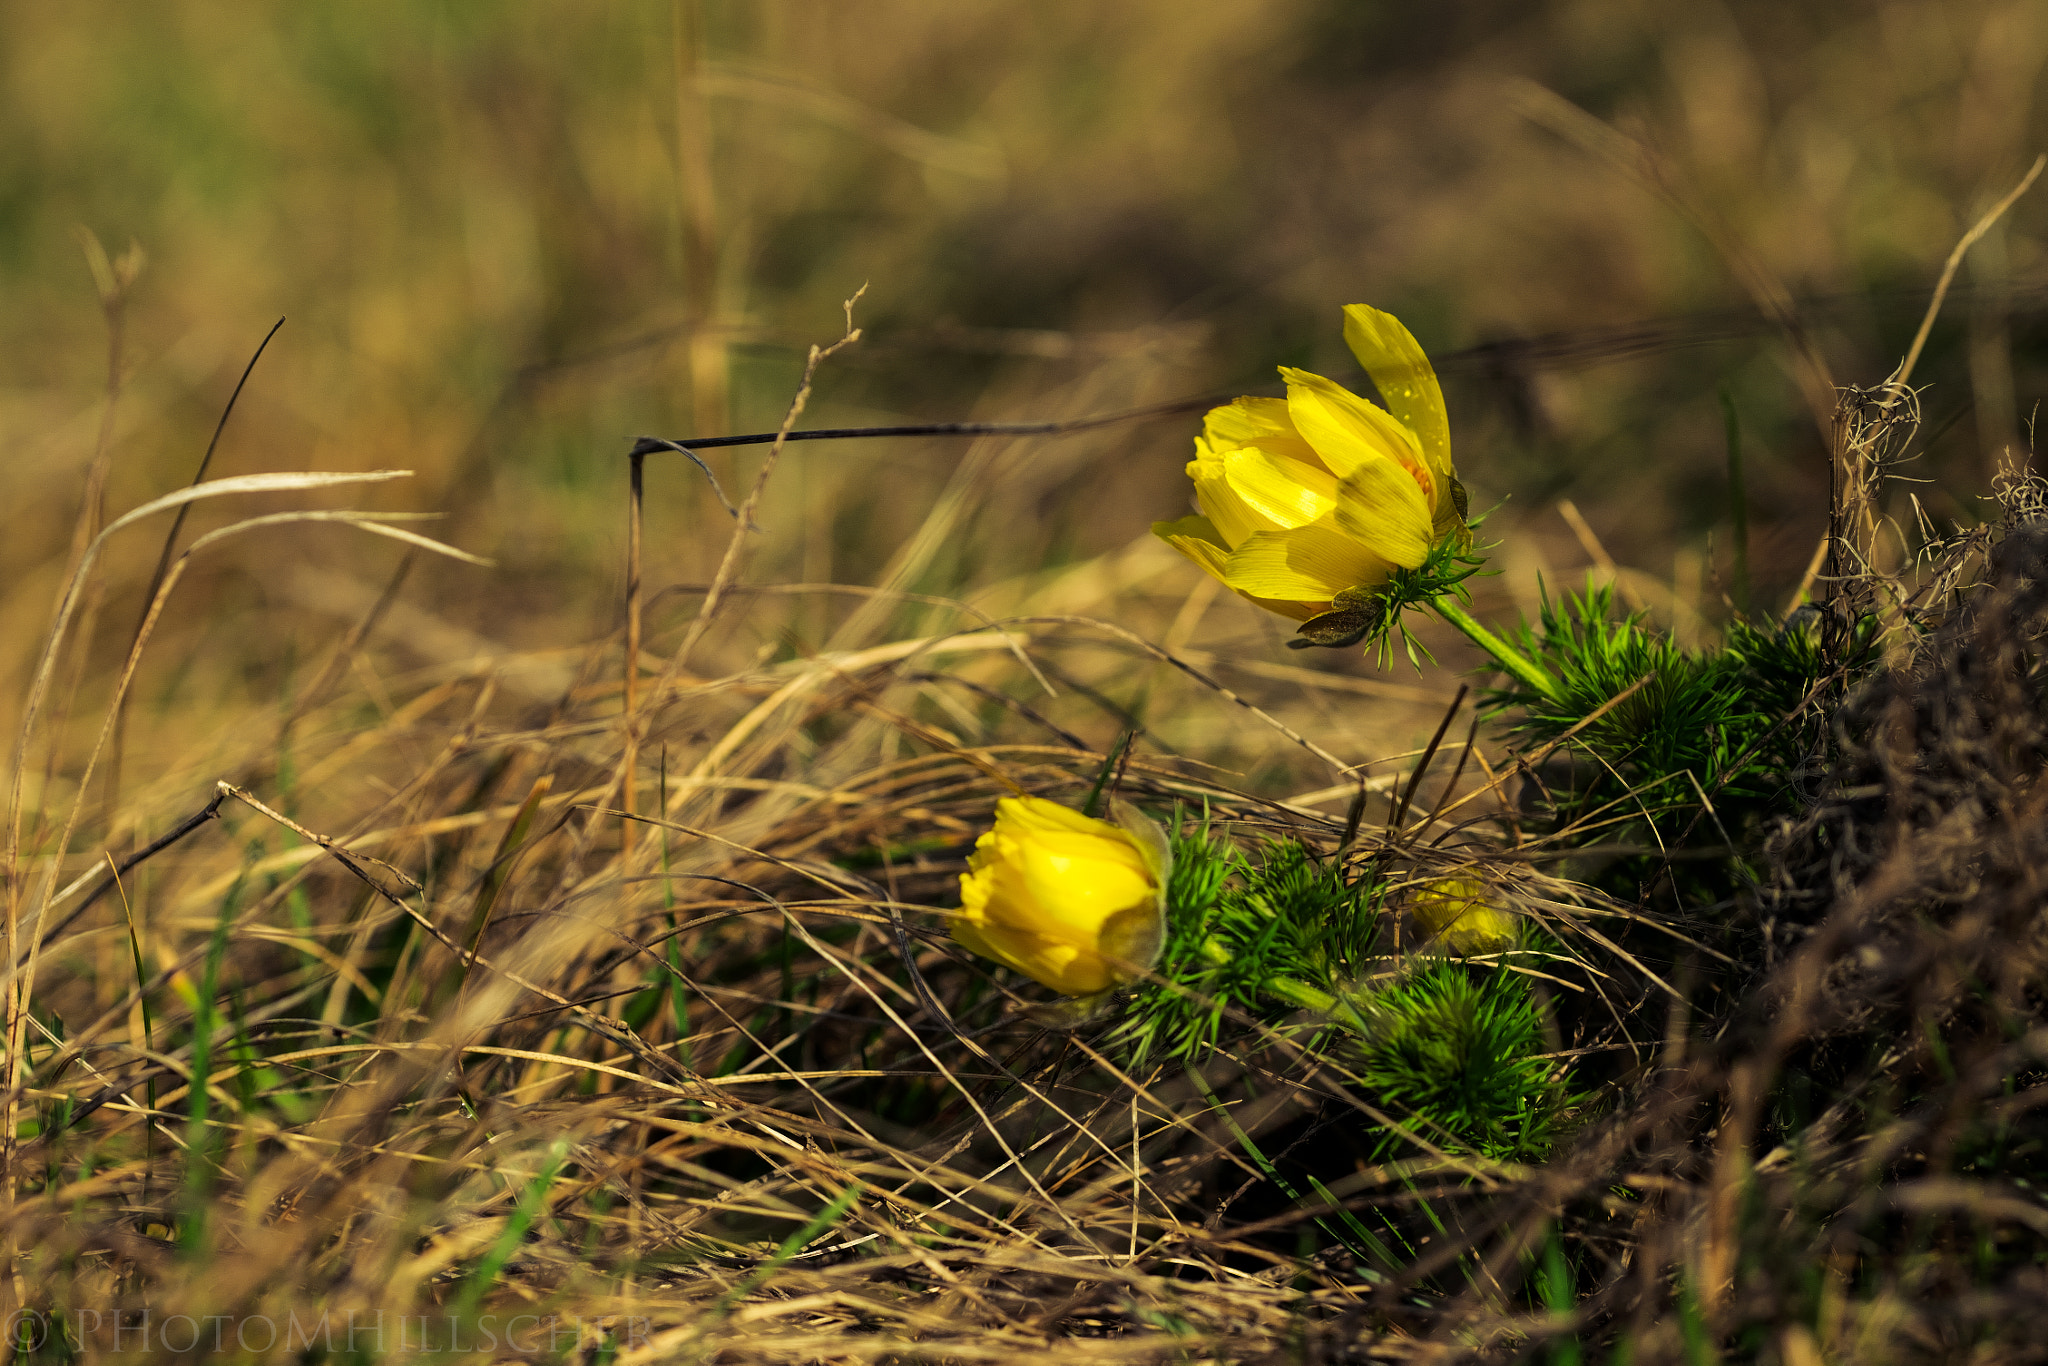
6;470;417;879
203;512;495;569
9;510;486;986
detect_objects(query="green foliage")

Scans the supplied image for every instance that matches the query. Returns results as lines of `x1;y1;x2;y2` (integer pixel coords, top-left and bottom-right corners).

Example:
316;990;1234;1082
1110;826;1380;1066
1487;587;1874;862
1350;960;1565;1162
1720;608;1875;722
1111;822;1566;1162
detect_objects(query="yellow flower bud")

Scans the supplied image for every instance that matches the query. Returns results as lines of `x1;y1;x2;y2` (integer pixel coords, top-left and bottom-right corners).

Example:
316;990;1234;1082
1409;877;1518;955
953;795;1170;997
1153;305;1466;646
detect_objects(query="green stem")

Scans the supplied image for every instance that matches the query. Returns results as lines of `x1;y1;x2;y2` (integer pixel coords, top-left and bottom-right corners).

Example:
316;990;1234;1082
1264;975;1337;1013
1266;975;1374;1035
1428;597;1563;703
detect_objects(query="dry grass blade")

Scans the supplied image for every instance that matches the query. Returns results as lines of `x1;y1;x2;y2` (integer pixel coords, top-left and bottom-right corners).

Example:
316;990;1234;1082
1892;153;2045;393
8;470;417;879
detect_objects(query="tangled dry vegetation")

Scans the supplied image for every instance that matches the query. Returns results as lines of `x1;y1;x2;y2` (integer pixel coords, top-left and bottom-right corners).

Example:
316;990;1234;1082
12;326;2048;1366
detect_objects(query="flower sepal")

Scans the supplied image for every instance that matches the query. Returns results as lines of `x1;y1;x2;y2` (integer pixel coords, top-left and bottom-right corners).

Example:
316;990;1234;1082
1286;531;1486;658
1289;585;1385;650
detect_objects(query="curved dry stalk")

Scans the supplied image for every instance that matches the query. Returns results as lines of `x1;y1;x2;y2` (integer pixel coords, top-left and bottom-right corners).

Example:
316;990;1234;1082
6;470;416;890
3;501;487;1171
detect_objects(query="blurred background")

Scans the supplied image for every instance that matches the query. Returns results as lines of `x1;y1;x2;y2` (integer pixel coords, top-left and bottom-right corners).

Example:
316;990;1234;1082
2;0;2044;816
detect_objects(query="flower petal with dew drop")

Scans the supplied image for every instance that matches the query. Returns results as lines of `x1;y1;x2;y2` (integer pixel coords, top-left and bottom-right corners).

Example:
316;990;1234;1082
1342;304;1451;491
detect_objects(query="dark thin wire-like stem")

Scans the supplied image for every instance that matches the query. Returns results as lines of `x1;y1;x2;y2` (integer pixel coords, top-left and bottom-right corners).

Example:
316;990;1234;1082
138;317;287;622
1390;686;1469;836
107;318;286;824
628;393;1217;460
629;276;2048;466
622;450;645;856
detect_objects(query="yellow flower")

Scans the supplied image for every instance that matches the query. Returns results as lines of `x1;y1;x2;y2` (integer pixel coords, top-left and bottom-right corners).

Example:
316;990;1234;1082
1153;305;1466;643
1409;877;1518;955
953;795;1171;997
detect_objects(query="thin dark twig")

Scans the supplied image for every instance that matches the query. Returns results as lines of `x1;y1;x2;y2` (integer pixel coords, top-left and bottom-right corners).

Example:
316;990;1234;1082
137;317;287;626
1337;777;1370;857
104;319;287;825
624;282;2048;469
14;790;227;971
899;672;1090;750
1408;713;1482;840
56;1064;178;1134
892;898;956;1035
1391;685;1469;836
217;782;695;1087
283;550;416;730
623;450;646;855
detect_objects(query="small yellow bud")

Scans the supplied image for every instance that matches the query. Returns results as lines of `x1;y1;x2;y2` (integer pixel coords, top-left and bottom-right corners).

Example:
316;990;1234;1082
953;795;1170;997
1409;877;1518;955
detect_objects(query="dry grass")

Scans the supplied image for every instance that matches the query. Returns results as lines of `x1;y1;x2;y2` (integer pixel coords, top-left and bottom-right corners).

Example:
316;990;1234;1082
6;3;2048;1362
10;314;2048;1363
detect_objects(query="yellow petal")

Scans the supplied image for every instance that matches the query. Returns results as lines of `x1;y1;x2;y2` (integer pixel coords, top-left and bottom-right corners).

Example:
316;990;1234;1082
975;799;1154;941
1203;395;1293;444
1155;515;1233;571
1096;900;1165;983
1439;906;1518;955
1333;459;1433;569
1157;517;1319;620
1342;304;1453;493
1222;447;1341;529
1203;396;1319;465
1248;594;1317;621
950;912;1000;963
1158;517;1239;590
1190;464;1278;545
965;917;1112;995
1280;367;1428;492
993;794;1128;841
1106;797;1172;891
1409;877;1517;955
1101;801;1169;979
998;833;1150;932
953;795;1162;995
1219;526;1395;604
